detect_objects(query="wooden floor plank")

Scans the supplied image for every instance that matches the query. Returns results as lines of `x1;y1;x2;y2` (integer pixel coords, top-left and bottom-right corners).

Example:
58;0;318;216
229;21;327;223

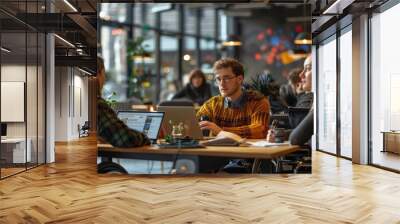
0;136;400;223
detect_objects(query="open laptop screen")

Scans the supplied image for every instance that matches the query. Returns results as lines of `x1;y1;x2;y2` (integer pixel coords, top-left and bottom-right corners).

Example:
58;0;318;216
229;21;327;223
117;111;164;140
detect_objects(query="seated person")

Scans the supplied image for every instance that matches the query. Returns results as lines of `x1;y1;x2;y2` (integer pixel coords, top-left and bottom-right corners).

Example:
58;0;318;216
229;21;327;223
295;57;313;108
268;55;313;146
290;55;313;145
280;68;302;107
197;58;270;139
279;68;301;107
172;69;212;106
97;57;150;147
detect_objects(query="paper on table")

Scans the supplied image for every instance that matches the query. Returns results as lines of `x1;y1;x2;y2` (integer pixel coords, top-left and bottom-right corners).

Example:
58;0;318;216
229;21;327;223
249;140;289;147
215;131;244;143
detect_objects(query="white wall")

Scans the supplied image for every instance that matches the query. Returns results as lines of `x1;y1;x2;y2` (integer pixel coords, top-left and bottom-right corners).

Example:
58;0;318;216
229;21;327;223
55;67;89;141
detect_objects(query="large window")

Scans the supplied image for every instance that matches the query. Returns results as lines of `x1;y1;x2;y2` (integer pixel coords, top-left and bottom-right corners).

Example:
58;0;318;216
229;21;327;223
100;25;129;101
370;3;400;171
339;28;352;158
99;4;223;105
183;37;197;79
160;35;179;102
201;9;215;38
100;3;128;23
317;36;337;154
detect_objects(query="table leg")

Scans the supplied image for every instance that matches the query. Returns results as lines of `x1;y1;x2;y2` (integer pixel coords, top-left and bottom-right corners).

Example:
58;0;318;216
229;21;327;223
252;159;261;173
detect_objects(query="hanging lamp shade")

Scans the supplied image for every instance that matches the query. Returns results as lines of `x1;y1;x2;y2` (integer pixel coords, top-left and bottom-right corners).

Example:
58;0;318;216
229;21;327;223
222;35;242;47
294;32;312;45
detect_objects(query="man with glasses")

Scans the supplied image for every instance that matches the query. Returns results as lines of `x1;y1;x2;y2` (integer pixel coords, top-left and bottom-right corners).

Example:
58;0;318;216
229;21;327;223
197;58;270;139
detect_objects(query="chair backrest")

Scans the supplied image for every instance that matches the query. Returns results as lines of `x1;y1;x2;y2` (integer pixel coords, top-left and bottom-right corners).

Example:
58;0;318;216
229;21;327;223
288;106;310;129
82;121;90;130
269;113;290;129
158;99;194;107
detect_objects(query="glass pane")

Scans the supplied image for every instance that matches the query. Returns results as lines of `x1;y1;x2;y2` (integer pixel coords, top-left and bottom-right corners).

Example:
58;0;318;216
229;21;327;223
339;29;352;158
38;33;46;165
200;39;216;72
133;3;142;25
183;37;198;82
184;7;197;35
27;31;38;169
100;26;128;101
200;8;215;38
218;10;227;41
371;4;400;171
160;35;178;103
131;30;156;103
100;3;128;23
142;3;157;28
161;10;178;31
1;31;27;177
317;37;337;154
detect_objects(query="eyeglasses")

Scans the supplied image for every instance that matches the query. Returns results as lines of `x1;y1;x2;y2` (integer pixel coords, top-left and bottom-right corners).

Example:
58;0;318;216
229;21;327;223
214;75;237;84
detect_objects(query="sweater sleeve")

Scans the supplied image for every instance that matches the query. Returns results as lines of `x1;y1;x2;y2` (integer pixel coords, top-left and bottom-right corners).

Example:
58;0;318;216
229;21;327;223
196;98;214;120
223;98;270;139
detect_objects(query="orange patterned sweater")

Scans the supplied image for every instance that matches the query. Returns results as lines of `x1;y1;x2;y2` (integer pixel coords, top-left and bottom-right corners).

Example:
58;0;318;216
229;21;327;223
196;90;270;139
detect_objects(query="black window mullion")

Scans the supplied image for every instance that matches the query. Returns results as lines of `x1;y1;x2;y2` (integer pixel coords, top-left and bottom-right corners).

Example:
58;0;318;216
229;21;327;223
177;4;184;85
155;12;161;103
336;29;341;157
195;9;201;67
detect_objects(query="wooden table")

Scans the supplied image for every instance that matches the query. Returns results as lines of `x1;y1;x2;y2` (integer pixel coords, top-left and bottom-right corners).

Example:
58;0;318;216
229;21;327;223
97;141;301;173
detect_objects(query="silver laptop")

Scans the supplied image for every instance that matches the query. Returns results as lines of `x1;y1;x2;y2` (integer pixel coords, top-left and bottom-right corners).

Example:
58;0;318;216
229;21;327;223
117;111;165;142
157;106;203;140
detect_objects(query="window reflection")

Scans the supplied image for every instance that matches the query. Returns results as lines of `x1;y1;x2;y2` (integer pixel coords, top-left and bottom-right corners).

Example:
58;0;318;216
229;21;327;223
317;37;337;154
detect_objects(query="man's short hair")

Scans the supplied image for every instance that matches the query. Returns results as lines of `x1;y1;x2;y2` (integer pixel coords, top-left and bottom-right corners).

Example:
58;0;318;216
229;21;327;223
213;58;244;77
288;68;302;85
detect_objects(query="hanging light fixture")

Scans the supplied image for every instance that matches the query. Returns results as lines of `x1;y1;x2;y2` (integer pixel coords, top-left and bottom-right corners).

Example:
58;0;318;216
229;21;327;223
1;47;11;53
294;4;312;45
294;32;312;45
222;34;242;47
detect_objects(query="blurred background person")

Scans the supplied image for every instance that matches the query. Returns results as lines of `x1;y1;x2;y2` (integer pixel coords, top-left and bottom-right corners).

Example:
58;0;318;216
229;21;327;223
280;68;302;107
172;69;212;106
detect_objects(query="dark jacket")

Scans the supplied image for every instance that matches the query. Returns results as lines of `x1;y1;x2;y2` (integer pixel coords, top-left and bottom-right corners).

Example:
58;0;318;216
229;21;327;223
173;83;212;106
97;97;150;147
279;84;297;107
289;108;313;146
296;92;313;108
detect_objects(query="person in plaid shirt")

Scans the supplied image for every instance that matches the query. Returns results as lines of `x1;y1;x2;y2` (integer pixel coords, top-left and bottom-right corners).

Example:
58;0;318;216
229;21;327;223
97;57;150;147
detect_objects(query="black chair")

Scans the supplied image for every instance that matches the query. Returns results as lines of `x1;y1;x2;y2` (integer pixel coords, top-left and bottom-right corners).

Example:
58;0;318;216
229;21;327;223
269;113;290;129
274;107;311;173
78;121;90;138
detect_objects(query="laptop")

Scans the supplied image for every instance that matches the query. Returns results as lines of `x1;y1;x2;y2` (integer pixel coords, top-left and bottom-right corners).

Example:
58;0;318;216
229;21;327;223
117;111;165;143
157;106;204;140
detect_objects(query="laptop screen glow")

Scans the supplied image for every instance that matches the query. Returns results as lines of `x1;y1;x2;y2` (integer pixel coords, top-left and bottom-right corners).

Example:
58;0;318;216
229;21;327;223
117;111;164;140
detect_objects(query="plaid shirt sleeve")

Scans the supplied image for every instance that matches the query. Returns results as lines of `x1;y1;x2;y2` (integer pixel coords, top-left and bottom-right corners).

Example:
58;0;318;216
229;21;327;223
97;98;150;147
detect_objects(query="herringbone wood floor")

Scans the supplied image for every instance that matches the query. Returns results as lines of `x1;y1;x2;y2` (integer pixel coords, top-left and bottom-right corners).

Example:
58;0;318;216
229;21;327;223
1;136;400;223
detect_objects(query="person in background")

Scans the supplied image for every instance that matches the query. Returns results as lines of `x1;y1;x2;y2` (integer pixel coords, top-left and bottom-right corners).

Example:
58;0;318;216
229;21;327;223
295;57;313;108
197;58;270;139
267;55;313;146
280;68;302;107
97;56;150;147
172;69;212;106
290;55;313;145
